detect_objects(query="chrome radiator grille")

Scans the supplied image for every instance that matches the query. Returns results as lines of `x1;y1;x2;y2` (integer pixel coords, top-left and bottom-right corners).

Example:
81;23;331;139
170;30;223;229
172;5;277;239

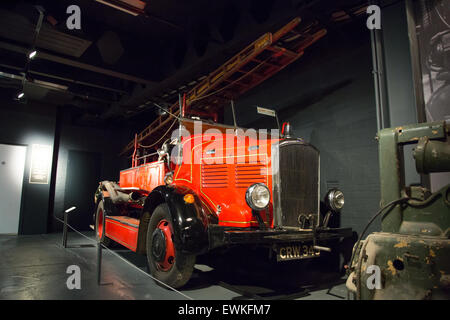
273;141;319;228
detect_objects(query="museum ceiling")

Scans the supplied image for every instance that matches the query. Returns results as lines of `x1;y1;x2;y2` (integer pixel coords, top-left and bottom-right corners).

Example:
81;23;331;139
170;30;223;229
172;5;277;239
0;0;369;127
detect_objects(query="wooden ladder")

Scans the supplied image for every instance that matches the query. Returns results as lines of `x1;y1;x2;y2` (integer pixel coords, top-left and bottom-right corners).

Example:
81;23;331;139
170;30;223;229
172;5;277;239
121;17;326;155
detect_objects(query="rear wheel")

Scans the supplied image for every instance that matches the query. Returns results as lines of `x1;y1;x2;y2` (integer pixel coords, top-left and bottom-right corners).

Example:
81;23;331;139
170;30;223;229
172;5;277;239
95;201;115;247
146;203;195;288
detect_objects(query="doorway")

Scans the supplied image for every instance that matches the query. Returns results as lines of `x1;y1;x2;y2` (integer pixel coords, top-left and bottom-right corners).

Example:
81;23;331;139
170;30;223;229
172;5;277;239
64;150;102;231
0;144;26;234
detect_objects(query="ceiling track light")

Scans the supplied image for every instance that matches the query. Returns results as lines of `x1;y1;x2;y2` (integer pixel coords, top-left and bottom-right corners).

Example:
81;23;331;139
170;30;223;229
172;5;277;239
28;50;37;59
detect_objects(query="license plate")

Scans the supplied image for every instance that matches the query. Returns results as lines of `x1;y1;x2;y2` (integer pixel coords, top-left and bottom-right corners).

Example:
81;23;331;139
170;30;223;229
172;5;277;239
276;243;320;261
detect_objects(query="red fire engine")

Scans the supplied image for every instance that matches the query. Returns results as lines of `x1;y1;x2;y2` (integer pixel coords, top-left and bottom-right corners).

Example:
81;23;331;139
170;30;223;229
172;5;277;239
93;18;352;288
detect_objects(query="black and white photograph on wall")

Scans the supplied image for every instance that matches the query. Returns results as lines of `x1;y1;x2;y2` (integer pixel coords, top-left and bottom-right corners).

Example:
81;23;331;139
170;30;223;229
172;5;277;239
414;0;450;122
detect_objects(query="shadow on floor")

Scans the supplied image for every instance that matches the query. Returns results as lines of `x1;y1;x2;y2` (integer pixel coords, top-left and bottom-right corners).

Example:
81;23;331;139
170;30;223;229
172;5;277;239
113;243;348;300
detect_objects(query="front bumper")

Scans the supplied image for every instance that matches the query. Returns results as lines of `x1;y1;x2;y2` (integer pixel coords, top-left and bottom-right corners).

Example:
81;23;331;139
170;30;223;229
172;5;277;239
208;225;353;250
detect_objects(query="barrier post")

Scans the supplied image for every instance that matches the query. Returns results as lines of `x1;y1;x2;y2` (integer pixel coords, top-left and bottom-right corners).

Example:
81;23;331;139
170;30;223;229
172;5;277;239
61;206;76;248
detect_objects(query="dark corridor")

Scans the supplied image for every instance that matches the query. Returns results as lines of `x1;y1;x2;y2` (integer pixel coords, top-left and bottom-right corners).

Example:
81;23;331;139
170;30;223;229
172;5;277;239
64;150;102;231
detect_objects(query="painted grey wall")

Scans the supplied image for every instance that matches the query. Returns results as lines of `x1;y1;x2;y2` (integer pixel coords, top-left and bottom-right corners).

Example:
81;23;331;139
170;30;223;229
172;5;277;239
0;102;56;234
52;119;130;231
228;28;380;235
381;1;421;187
0;101;130;234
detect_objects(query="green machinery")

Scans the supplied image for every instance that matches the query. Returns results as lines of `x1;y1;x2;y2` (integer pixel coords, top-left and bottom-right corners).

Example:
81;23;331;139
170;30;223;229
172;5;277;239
347;120;450;299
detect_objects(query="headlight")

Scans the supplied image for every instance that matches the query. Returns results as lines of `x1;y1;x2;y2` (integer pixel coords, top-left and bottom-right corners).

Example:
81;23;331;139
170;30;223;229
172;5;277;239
325;189;345;211
164;172;173;185
246;183;270;210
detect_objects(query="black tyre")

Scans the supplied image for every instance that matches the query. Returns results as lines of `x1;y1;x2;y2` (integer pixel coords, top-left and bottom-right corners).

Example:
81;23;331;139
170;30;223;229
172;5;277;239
146;203;196;288
95;201;115;247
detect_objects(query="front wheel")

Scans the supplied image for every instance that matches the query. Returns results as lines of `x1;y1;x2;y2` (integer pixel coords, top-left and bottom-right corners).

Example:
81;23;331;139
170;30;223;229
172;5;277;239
95;201;115;247
146;203;196;288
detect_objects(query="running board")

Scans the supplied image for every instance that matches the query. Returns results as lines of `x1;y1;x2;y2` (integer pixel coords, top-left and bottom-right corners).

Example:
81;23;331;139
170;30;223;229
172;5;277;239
104;216;140;251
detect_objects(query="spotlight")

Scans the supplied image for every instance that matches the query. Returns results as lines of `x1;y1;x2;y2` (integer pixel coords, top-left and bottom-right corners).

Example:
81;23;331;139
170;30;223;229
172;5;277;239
65;206;77;213
28;50;37;59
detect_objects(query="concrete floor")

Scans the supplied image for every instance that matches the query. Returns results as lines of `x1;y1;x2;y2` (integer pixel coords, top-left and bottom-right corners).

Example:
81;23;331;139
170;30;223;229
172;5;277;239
0;232;348;300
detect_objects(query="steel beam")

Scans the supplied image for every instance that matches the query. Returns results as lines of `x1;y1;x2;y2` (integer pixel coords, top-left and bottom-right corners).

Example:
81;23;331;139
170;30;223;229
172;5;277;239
0;40;154;85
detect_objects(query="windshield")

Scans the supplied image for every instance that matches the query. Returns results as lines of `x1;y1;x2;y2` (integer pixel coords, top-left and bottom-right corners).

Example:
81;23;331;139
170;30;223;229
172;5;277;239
221;103;280;131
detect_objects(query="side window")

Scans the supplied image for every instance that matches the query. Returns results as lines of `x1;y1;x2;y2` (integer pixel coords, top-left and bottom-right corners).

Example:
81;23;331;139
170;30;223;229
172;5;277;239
170;140;183;167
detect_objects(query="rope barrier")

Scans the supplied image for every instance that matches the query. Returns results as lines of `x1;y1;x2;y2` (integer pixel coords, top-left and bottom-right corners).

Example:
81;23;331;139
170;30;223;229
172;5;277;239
53;215;194;300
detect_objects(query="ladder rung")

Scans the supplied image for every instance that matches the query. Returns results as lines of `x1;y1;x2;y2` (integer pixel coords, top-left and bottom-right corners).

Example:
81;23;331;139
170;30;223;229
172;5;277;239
266;45;298;58
252;58;281;68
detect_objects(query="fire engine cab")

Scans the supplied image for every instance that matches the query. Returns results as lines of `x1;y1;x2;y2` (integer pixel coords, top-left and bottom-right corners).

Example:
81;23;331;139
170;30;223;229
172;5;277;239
94;111;352;288
93;17;353;289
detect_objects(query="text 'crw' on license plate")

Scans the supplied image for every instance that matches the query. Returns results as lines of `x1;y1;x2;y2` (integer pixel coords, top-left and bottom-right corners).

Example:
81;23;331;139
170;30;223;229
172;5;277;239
276;243;320;261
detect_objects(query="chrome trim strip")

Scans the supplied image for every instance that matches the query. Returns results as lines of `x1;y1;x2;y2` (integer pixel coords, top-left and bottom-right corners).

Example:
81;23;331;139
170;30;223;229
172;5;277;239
271;142;282;227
